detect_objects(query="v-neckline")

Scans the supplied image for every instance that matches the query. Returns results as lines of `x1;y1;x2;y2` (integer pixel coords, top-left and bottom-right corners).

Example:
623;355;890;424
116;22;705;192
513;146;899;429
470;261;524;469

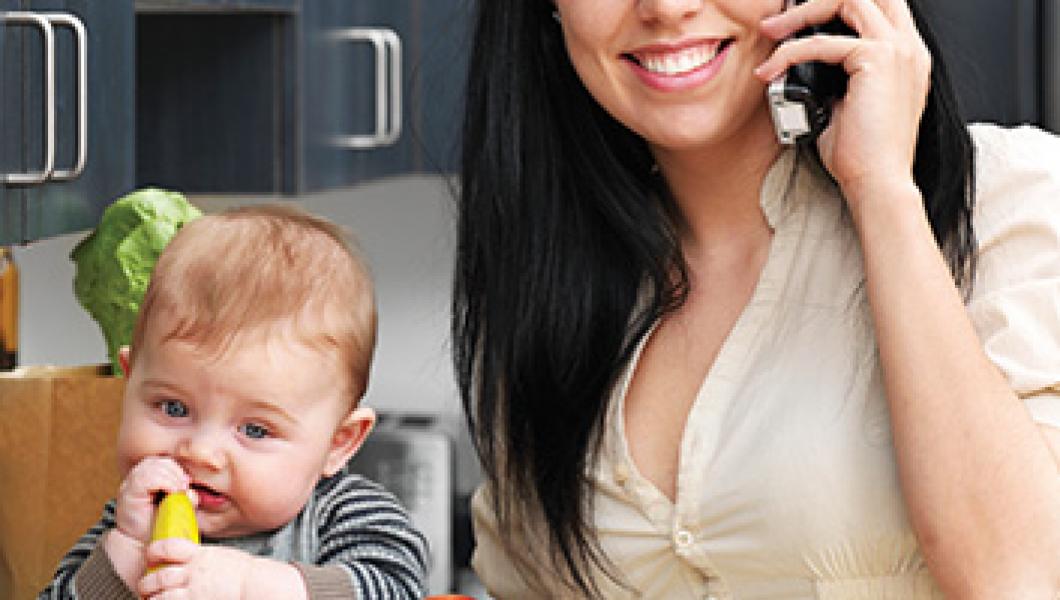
610;147;802;517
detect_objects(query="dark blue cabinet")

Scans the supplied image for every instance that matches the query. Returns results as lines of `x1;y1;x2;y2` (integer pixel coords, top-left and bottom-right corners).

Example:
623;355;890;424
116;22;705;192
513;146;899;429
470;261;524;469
0;0;134;245
0;0;16;243
134;8;297;195
135;0;470;196
923;0;1041;125
300;1;470;192
3;0;470;242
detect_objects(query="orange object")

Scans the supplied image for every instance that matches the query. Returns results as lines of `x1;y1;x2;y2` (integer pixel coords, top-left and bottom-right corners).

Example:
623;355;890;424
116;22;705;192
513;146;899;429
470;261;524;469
0;247;18;370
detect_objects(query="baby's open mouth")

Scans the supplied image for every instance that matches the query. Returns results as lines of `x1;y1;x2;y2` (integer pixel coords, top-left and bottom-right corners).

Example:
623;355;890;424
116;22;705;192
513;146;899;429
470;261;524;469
190;482;226;509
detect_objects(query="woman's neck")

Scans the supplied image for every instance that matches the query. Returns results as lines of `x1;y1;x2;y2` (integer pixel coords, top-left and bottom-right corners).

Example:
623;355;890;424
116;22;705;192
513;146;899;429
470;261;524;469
652;110;782;253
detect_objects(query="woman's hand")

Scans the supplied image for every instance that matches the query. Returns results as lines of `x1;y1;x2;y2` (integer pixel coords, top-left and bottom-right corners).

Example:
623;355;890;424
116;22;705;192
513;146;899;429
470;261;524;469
754;0;931;203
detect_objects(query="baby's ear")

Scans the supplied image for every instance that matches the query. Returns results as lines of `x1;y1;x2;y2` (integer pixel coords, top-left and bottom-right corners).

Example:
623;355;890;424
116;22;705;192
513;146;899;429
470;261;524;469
322;406;376;477
118;346;131;378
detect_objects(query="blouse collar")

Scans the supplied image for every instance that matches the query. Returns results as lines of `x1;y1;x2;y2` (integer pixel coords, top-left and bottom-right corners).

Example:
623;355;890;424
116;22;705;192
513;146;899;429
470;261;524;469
759;146;800;231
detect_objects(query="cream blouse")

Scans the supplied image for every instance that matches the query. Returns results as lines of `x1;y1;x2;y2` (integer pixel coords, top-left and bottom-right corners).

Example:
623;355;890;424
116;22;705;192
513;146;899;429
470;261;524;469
471;124;1060;599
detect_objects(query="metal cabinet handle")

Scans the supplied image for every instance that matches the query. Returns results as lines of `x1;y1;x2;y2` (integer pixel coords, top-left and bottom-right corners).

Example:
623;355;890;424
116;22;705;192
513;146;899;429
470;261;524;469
0;11;56;185
45;13;87;181
328;27;402;149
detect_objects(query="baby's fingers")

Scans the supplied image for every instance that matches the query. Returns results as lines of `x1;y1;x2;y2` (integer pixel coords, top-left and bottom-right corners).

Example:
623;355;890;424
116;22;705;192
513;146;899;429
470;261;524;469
122;457;190;500
138;564;189;598
145;537;199;570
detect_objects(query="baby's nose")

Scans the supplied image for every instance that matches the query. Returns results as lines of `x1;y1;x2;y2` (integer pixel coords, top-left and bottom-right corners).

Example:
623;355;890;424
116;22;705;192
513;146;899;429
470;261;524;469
177;430;226;471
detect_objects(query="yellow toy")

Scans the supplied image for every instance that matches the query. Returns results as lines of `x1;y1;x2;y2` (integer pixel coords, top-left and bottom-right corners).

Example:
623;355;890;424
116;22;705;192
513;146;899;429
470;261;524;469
148;491;199;572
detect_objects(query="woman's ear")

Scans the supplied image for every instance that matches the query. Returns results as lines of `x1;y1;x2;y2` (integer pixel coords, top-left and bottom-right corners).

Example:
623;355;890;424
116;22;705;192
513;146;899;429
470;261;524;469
118;346;131;378
322;406;376;477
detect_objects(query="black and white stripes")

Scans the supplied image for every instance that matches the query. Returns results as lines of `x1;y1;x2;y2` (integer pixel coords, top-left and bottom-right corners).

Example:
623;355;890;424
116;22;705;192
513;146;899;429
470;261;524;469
311;473;429;599
38;472;429;599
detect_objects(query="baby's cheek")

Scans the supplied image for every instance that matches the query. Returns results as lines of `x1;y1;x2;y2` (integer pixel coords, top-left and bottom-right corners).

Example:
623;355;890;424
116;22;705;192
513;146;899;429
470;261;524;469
235;476;316;531
114;435;137;476
115;423;159;477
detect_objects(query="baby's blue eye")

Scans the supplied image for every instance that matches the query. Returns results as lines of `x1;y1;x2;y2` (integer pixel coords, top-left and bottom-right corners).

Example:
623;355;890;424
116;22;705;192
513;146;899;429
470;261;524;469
161;400;189;418
240;423;270;439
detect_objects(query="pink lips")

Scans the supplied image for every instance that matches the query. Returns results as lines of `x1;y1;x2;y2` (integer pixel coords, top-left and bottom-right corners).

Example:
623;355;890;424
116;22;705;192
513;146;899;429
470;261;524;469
191;483;228;511
624;38;733;93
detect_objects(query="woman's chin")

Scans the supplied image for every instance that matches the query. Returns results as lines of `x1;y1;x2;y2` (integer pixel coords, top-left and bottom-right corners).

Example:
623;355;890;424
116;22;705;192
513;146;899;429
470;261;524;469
643;110;777;155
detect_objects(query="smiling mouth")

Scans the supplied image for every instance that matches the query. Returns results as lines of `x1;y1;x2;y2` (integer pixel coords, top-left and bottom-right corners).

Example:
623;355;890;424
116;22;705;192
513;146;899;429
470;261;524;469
624;39;734;76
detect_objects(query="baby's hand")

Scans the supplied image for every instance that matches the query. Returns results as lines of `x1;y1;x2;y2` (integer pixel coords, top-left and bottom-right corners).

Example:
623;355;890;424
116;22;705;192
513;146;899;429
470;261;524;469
139;540;308;600
114;456;191;544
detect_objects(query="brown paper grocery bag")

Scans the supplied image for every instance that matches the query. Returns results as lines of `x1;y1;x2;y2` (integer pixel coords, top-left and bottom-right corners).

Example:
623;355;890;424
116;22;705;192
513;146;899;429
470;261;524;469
0;365;124;600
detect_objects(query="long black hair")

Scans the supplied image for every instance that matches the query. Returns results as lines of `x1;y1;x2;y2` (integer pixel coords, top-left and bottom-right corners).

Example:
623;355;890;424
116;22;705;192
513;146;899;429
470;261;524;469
453;1;975;595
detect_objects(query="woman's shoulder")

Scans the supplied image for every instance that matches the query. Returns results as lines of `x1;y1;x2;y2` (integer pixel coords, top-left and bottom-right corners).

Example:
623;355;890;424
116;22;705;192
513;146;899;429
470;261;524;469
964;124;1060;403
969;122;1060;194
968;122;1060;233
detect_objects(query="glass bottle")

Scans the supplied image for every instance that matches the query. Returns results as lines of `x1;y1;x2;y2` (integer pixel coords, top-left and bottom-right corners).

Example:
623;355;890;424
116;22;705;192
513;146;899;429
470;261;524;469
0;247;18;370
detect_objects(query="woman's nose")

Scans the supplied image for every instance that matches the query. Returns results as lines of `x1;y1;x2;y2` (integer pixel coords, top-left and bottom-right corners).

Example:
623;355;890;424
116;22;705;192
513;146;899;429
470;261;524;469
176;429;226;471
636;0;704;25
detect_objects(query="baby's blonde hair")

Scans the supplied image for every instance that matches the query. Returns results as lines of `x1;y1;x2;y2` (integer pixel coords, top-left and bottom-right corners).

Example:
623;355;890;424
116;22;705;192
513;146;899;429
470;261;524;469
130;204;376;403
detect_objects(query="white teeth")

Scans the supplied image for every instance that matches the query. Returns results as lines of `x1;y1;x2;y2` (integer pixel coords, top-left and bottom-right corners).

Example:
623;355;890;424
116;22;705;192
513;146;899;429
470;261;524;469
638;44;719;76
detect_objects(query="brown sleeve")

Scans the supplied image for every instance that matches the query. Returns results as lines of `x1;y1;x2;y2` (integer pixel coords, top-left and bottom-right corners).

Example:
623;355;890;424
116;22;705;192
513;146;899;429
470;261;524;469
292;562;359;599
73;544;138;600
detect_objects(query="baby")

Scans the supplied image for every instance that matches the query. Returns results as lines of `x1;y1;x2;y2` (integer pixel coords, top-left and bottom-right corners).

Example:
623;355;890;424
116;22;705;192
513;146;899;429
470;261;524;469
40;205;428;599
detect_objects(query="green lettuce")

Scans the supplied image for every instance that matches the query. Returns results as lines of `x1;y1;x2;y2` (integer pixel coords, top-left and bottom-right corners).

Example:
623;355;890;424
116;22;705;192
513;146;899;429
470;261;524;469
71;188;201;375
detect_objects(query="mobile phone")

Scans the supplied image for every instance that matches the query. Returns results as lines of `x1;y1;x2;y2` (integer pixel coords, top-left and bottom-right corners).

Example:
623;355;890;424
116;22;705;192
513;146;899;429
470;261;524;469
767;0;856;145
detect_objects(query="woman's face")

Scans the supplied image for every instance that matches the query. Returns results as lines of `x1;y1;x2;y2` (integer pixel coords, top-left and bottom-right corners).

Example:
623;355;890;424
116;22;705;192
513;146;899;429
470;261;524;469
554;0;784;151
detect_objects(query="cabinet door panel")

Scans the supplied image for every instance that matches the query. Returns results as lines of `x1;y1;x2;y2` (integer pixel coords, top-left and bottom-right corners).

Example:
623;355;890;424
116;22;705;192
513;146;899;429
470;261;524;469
1;0;26;243
135;11;293;195
21;0;133;241
408;1;469;174
134;0;297;11
302;0;414;191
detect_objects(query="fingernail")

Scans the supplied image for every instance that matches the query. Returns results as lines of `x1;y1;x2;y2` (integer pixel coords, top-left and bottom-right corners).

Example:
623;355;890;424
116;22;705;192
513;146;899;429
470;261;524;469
759;14;787;39
760;14;782;27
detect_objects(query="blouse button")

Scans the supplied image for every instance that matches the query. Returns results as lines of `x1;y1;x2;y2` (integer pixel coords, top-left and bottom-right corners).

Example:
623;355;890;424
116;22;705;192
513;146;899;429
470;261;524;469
674;529;694;548
613;462;630;484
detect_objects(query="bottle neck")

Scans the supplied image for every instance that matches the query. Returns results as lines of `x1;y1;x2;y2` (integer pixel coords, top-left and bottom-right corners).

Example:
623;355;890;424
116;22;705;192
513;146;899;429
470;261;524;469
1;247;19;371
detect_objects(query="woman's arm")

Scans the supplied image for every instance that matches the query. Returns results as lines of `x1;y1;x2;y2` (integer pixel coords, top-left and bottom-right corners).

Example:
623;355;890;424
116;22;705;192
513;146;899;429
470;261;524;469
1042;426;1060;464
469;484;549;600
758;0;1060;596
849;177;1060;598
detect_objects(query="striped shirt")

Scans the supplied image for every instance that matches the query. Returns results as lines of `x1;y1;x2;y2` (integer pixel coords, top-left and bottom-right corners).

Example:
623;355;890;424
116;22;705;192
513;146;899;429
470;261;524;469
39;471;429;599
